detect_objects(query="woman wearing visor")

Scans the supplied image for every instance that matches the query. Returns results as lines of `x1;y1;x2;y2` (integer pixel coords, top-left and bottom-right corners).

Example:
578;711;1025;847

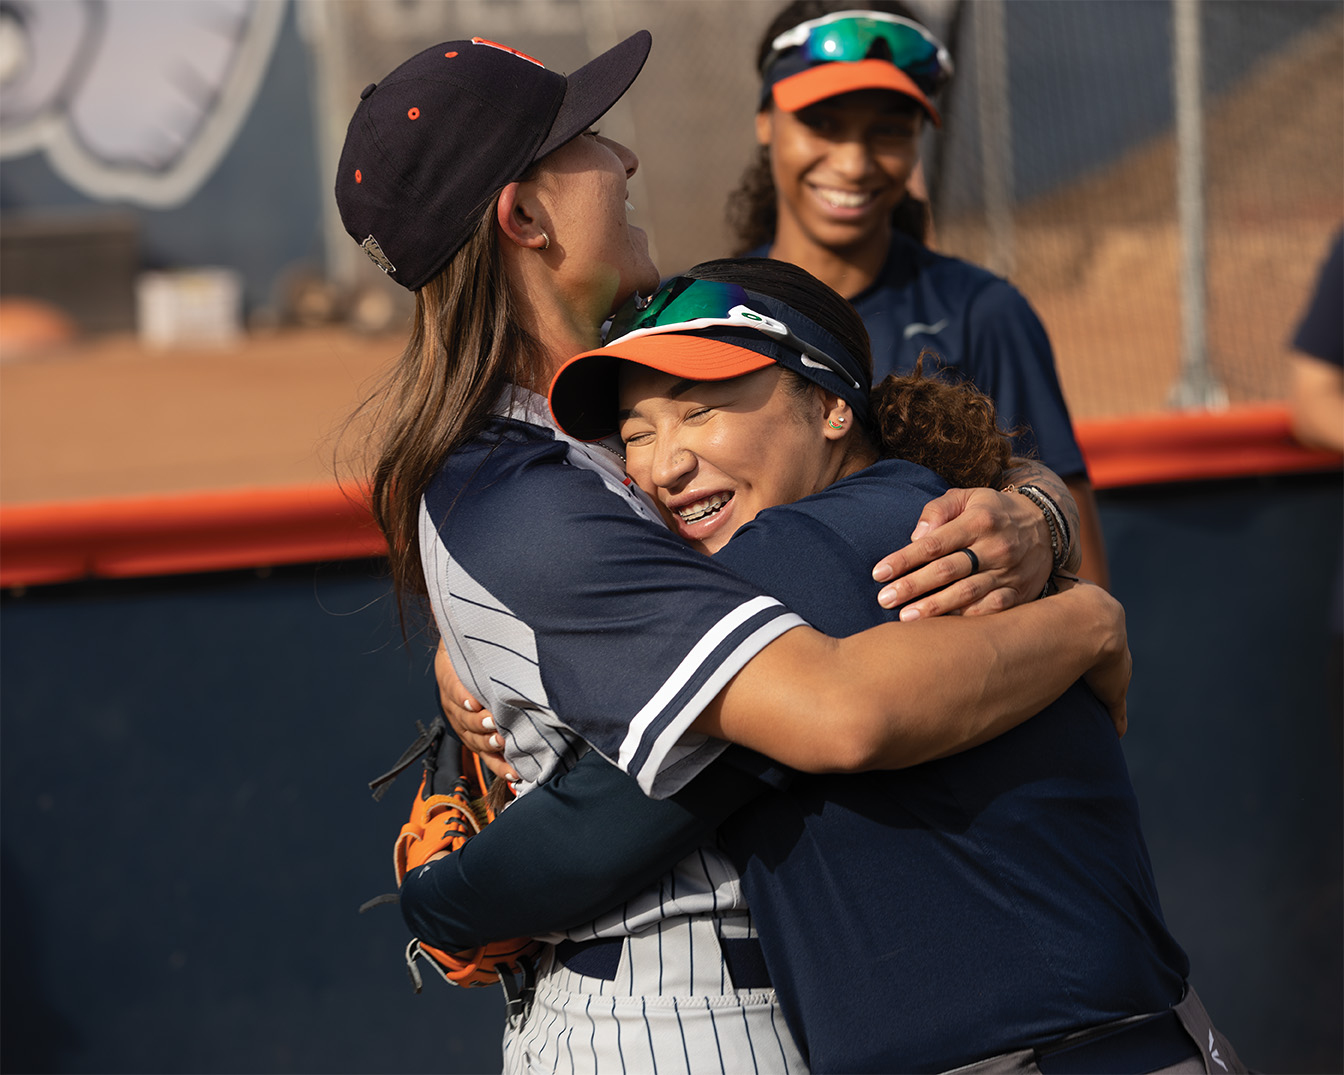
731;1;1110;588
405;259;1243;1075
337;29;1129;1073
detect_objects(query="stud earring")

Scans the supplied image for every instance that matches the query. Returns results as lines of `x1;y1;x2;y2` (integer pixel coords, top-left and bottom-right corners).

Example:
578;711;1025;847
827;415;847;430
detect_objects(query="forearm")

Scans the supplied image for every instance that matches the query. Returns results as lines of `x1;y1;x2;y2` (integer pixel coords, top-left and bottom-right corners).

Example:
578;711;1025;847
399;751;768;951
697;583;1123;773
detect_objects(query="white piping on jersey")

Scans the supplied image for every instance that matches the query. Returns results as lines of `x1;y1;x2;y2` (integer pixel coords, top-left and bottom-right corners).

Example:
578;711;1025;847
617;595;801;793
637;612;806;799
495;385;664;525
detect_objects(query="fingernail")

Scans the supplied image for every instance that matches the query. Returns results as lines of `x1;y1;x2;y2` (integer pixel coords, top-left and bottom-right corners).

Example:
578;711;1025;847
899;606;921;622
877;586;896;608
462;697;478;712
489;734;502;750
872;563;893;582
482;716;496;732
911;521;930;540
506;771;518;782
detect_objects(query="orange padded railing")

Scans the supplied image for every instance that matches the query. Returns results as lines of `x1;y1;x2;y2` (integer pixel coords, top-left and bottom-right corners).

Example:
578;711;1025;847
1;404;1338;588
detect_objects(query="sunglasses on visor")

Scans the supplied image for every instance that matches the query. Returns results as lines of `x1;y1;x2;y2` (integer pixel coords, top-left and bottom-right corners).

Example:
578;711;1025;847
762;10;953;95
607;278;864;391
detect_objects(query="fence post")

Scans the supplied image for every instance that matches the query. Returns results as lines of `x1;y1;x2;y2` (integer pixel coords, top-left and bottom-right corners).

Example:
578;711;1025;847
1169;0;1228;410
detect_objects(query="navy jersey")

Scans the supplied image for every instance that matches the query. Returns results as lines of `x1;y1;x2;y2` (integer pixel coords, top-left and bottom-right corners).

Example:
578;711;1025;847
419;388;805;803
751;237;1087;479
714;458;1189;1073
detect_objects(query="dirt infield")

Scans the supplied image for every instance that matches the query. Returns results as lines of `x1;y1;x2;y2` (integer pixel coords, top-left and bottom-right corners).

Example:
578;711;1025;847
0;326;399;503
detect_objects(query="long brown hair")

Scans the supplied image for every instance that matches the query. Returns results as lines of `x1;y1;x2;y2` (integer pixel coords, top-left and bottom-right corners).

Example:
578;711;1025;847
684;258;1010;489
726;0;934;255
351;198;547;631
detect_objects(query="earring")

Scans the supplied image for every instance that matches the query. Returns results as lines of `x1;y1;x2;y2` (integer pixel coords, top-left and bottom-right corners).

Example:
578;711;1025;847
539;231;550;251
827;415;846;430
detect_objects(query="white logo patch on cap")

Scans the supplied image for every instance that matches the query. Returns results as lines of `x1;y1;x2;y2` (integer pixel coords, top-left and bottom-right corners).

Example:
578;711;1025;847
361;236;396;275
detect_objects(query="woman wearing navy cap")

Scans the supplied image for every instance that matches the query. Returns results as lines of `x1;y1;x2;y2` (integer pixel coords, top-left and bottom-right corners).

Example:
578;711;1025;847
337;30;1129;1073
730;1;1111;588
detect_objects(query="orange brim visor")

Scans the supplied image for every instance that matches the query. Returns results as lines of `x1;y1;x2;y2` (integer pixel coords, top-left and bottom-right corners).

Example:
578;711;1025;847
550;335;775;442
772;59;941;126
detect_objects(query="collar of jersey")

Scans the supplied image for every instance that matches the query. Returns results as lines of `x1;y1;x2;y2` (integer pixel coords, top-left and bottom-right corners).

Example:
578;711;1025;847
491;383;663;525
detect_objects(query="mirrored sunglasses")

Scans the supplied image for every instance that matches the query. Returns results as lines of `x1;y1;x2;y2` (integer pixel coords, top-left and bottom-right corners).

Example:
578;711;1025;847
608;278;863;391
763;10;953;95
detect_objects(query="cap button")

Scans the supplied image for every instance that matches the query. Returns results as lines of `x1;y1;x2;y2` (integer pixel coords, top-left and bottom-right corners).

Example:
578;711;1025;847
360;82;377;100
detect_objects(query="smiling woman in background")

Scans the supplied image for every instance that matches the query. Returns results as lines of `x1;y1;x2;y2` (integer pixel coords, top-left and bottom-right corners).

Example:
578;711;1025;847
729;1;1110;586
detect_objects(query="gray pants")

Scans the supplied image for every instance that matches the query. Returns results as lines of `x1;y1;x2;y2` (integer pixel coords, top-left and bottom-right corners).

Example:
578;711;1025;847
945;986;1246;1075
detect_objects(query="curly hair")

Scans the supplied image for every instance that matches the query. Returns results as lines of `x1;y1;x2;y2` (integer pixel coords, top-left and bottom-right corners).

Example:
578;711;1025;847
870;354;1014;490
726;0;935;255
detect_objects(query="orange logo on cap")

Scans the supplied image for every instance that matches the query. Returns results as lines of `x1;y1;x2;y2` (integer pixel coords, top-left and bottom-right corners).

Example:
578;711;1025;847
407;107;420;120
470;37;544;67
355;169;362;183
444;51;458;58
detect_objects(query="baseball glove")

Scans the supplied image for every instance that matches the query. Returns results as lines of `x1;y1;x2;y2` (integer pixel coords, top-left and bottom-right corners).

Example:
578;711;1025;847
367;716;541;992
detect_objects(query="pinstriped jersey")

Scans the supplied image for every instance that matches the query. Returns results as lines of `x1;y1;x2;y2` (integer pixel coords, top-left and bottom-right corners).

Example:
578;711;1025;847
417;387;805;936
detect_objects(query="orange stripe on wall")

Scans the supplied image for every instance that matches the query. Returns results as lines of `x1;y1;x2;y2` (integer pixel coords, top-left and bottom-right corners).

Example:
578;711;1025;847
0;483;385;588
1081;403;1340;489
1;404;1338;588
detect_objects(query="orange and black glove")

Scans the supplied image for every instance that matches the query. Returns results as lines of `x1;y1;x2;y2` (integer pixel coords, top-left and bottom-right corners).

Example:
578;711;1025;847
369;717;541;991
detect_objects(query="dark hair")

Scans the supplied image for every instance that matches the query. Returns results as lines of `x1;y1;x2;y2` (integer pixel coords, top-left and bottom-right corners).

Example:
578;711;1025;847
727;0;933;255
682;257;1010;489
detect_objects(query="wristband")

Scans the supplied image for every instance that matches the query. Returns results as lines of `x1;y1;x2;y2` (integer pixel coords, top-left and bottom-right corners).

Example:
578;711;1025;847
1003;483;1072;574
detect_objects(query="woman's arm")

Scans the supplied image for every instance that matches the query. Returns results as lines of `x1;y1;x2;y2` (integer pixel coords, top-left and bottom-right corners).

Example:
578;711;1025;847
693;580;1127;774
439;540;1128;779
399;749;776;951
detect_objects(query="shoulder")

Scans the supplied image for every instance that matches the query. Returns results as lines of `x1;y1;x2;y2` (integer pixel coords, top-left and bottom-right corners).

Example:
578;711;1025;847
426;418;601;516
716;461;948;634
422;417;665;563
775;460;947;527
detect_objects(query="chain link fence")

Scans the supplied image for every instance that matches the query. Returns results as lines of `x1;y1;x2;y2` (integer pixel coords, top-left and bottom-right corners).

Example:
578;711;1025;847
308;0;1343;419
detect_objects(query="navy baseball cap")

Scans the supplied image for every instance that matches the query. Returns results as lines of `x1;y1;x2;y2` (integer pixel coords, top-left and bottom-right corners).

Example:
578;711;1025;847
336;31;652;291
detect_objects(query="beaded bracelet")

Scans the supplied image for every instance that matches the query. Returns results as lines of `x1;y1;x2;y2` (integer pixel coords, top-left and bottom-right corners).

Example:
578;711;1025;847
1003;483;1072;574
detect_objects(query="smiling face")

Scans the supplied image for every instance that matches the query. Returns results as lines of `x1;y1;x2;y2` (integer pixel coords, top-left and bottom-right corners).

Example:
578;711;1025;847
618;364;848;554
758;88;923;259
532;131;661;326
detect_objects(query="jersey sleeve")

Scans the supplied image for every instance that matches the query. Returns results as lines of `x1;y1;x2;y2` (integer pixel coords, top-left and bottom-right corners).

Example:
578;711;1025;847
962;281;1089;481
398;749;772;952
421;444;807;799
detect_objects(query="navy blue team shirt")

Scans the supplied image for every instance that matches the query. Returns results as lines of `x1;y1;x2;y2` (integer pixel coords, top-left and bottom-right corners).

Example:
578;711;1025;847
753;235;1088;479
402;455;1189;1073
712;459;1187;1071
